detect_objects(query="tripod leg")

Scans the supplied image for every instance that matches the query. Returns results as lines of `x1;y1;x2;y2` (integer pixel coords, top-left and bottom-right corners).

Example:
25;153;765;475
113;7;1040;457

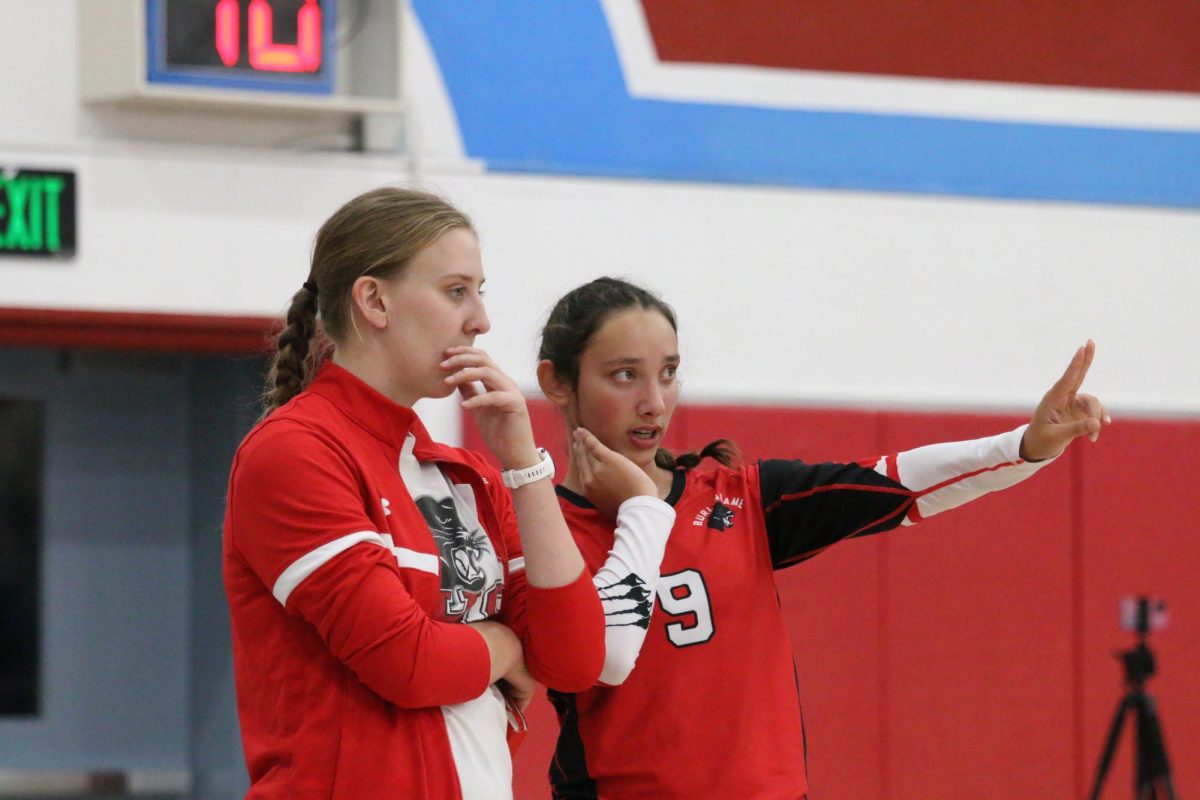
1133;693;1177;800
1089;696;1132;800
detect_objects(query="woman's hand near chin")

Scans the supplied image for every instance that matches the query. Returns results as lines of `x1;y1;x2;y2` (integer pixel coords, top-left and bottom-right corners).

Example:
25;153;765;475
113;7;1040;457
571;427;659;518
441;346;539;470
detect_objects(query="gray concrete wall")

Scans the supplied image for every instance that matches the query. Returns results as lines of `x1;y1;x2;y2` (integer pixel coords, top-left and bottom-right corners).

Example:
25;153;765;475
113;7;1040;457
0;349;262;799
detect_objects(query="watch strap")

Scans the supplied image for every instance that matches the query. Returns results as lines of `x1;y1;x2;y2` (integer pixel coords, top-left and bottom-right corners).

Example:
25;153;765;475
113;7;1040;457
501;448;555;489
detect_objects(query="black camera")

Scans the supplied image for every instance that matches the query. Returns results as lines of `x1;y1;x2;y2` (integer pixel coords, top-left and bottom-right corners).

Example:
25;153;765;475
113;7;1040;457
1119;595;1168;635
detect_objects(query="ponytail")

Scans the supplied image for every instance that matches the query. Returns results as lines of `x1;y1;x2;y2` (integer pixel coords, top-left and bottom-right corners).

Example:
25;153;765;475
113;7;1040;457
260;282;320;419
655;439;740;472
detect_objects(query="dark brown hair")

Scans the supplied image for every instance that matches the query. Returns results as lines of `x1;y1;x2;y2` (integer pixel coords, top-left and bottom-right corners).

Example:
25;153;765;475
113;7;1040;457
261;187;474;418
539;277;737;471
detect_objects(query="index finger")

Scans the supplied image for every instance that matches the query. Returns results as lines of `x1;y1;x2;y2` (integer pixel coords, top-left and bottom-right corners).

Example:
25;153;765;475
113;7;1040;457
574;427;610;460
1069;339;1095;394
444;345;489;357
442;346;497;368
1048;341;1093;399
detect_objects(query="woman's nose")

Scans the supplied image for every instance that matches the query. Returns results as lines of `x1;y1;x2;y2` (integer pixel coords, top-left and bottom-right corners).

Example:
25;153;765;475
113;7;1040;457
467;297;490;335
638;382;665;416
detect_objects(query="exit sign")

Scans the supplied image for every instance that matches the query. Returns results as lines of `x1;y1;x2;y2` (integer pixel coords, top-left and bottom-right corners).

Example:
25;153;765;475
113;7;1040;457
0;170;76;259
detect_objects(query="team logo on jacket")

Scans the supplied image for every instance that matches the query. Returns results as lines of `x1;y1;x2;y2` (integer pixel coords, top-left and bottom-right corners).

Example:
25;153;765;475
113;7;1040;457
415;495;502;621
692;493;743;531
596;573;653;629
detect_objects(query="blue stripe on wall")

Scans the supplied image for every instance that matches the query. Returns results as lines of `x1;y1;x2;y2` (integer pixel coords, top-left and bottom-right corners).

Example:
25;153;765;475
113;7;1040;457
412;1;1200;209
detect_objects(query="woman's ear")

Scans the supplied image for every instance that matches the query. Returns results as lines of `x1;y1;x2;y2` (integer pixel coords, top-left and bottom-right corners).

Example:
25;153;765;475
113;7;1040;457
537;360;573;408
350;276;389;331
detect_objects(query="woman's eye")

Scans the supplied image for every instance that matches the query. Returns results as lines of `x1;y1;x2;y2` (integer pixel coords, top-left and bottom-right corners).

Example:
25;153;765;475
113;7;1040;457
614;368;635;381
449;286;466;299
663;365;678;381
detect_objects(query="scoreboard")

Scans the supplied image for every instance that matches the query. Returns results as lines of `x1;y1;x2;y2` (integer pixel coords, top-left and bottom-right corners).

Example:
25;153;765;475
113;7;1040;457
146;0;336;94
79;0;401;113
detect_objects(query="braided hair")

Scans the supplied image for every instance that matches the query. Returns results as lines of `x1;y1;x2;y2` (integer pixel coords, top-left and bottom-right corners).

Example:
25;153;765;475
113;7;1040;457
260;187;474;419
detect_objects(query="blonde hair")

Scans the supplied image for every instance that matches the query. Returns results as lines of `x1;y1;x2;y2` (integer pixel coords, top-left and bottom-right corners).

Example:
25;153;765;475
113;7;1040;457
261;187;473;418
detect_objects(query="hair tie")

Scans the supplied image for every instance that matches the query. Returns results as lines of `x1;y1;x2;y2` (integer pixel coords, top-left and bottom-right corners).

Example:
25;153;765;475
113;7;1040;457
303;280;319;296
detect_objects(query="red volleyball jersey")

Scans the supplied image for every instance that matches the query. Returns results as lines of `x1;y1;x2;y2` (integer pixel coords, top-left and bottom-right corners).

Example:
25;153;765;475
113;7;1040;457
550;428;1048;799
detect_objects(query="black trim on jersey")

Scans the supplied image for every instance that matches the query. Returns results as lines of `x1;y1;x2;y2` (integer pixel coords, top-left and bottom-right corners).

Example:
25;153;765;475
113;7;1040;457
547;688;599;800
757;459;914;570
664;469;686;504
794;660;808;765
555;469;687;509
555;483;593;509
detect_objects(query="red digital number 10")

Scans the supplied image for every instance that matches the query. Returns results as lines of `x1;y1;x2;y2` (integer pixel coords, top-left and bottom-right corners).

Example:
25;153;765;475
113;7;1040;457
214;0;322;73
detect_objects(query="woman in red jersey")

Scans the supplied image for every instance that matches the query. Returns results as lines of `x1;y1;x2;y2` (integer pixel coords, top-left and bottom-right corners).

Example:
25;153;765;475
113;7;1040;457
223;190;645;799
534;277;1110;800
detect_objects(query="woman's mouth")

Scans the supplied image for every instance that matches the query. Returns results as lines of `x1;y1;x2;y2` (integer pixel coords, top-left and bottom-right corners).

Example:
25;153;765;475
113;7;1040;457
628;427;660;449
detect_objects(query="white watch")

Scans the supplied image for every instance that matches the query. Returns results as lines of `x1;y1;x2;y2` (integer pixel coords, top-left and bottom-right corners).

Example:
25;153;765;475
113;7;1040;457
502;448;555;489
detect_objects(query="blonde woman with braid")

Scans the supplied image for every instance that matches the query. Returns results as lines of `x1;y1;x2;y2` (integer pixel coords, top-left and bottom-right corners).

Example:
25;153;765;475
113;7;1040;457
222;189;651;799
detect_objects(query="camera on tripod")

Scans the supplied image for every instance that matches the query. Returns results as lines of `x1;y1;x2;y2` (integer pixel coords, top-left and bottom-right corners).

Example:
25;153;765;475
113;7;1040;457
1120;595;1168;636
1089;595;1176;800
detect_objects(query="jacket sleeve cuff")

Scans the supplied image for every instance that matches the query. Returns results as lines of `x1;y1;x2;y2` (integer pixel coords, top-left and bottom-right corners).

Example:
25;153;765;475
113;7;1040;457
414;621;494;704
520;567;605;691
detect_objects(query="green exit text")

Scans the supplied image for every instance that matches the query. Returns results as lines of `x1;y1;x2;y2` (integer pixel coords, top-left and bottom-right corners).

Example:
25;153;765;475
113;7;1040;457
1;170;76;258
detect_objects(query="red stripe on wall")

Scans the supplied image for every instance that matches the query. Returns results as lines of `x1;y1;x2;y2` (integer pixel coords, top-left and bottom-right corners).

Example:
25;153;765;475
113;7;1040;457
0;307;279;354
640;0;1200;94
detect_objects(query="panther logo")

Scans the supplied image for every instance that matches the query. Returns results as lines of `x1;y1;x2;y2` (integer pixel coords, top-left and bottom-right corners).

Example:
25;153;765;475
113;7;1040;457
415;495;500;620
706;501;736;531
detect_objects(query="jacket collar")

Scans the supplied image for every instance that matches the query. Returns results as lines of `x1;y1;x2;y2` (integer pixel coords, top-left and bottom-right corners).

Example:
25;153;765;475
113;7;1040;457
306;361;485;469
307;361;430;449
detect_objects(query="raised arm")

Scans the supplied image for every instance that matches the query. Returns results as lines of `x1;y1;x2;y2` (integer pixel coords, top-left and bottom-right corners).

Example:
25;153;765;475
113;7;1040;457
871;340;1110;523
569;427;674;686
762;342;1110;567
444;346;588;588
442;347;605;691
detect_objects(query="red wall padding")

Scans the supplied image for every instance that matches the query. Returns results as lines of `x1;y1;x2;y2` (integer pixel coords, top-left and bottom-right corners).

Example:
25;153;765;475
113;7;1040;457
463;402;1199;799
640;0;1200;93
877;412;1077;799
1077;420;1200;800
